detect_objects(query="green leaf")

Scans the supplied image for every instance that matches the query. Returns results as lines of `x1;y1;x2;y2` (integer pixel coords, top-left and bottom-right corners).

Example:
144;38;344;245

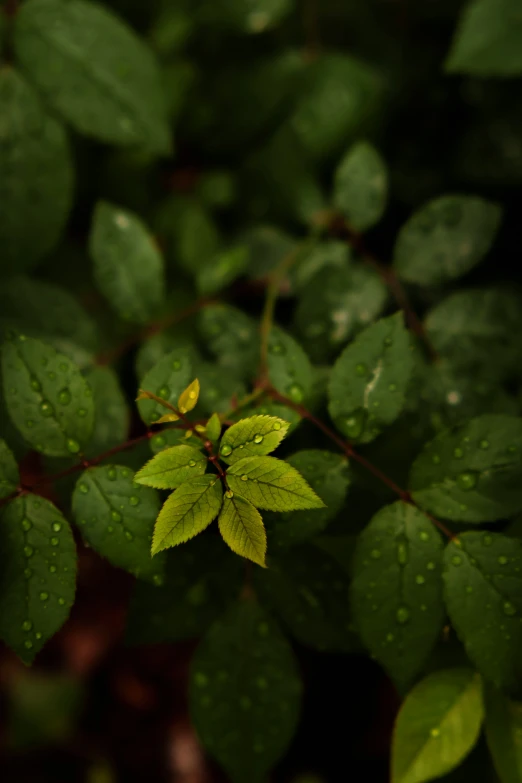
393;195;502;286
291;239;350;290
152;474;223;554
218;493;266;566
72;464;164;582
255;543;359;651
328;311;414;443
90;202;165;325
445;0;522;77
219;415;289;464
229;401;302;435
0;439;19;499
268;325;313;404
15;0;170;153
198;304;259;382
227;456;325;512
409;415;522;522
333;140;388;231
135;325;196;379
83;366;129;458
192;361;245;416
0;276;97;364
391;668;483;783
264;450;350;549
294;263;388;362
1;334;95;457
134;445;207;489
177;378;200;414
351;502;445;689
484;685;522;783
205;412;222;443
0;494;76;664
125;535;242;645
0;68;73;277
443;532;522;689
425;287;522;382
242;224;297;281
137;348;193;425
189;600;302;783
169;198;220;274
196;245;249;295
197;0;293;34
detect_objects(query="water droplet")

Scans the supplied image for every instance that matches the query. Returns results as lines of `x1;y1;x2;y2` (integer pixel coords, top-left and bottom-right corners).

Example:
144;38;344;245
188;460;197;467
39;592;49;601
22;620;32;631
397;542;408;565
125;531;134;541
287;383;304;403
432;455;441;465
430;728;440;738
157;386;169;399
58;389;71;405
343;409;366;439
107;468;117;480
24;568;32;578
152;574;163;586
453;447;464;459
78;408;87;417
21;518;32;532
79;483;89;494
451;555;463;566
388;383;397;392
465;585;473;594
254;434;264;444
483;534;492;547
370;549;381;559
355;363;367;377
30;377;41;392
24;546;33;557
416;575;425;585
498;555;508;565
49;565;57;573
457;471;477;491
58;598;65;606
386;633;394;642
121;468;130;478
480;440;490;450
35;632;42;640
129;496;140;506
273;421;282;431
24;640;33;650
52;522;62;533
220;444;233;457
504;601;517;616
111;511;122;522
225;490;234;498
419;531;429;542
50;537;59;547
396;607;410;624
269;342;285;355
427;562;435;570
194;672;208;687
241;474;248;482
67;438;80;454
26;419;34;428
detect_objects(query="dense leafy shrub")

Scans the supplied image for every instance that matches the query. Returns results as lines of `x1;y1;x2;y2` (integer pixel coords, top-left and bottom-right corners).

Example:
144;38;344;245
2;0;522;780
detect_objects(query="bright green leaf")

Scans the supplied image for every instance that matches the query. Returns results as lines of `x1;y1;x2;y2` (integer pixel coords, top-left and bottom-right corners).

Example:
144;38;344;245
484;685;522;783
90;202;165;325
1;334;95;457
0;494;77;664
218;493;266;566
151;474;223;554
393;195;502;286
134;445;207;489
391;668;483;783
445;0;522;77
0;439;19;499
125;535;242;645
83;366;129;458
227;456;325;512
351;502;445;689
255;543;359;651
409;415;522;522
219;415;289;464
189;600;302;783
72;464;164;583
205;413;221;443
264;450;350;549
443;532;522;689
15;0;171;153
0;68;73;277
334;140;388;231
268;325;313;404
196;245;249;295
328;311;414;443
137;348;193;425
177;378;200;414
198;304;259;382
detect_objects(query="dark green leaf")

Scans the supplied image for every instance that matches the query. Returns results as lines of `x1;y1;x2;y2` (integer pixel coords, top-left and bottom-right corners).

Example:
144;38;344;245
264;450;350;549
242;224;297;281
72;464;164;582
196;245;249;295
135;326;196;379
446;0;522;77
192;360;245;415
351;502;445;689
391;668;483;783
137;348;193;425
0;439;19;499
409;415;522;522
0;494;76;664
484;685;522;783
166;197;220;274
0;68;73;277
291;240;350;291
198;304;259;382
189;599;302;783
219;415;289;464
255;543;359;651
268;325;313;404
134;444;207;489
328;312;414;443
443;532;522;689
83;366;129;458
15;0;170;152
334;140;388;231
393;195;502;286
152;474;223;554
90;202;165;325
218;493;267;566
1;334;95;457
197;0;293;34
227;456;325;512
125;535;242;645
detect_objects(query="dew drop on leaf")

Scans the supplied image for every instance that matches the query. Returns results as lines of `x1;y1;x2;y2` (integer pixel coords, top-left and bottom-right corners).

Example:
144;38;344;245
504;601;517;616
58;389;71;405
23;546;33;557
39;592;49;601
370;549;381;559
220;444;233;456
241;474;248;481
52;522;62;532
129;496;140;506
451;555;462;566
79;483;89;494
111;511;122;522
498;555;508;565
254;434;263;444
50;537;59;546
67;438;80;454
396;606;410;624
457;471;477;491
21;519;32;531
